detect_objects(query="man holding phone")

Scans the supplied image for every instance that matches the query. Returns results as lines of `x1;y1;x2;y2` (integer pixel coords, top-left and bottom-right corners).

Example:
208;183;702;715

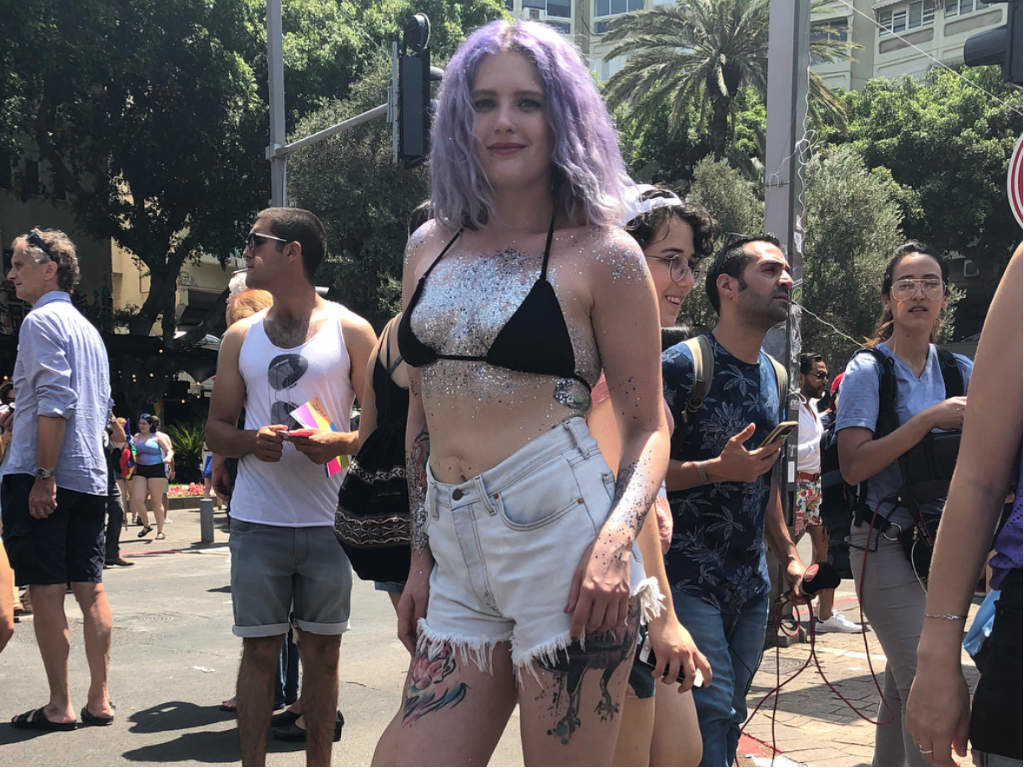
661;235;805;766
206;208;375;767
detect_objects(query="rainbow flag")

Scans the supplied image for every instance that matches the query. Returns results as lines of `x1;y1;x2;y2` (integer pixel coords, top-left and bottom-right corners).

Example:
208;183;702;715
289;397;349;477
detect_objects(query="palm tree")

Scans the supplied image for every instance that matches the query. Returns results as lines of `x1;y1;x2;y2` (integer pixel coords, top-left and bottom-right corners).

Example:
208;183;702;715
601;0;857;158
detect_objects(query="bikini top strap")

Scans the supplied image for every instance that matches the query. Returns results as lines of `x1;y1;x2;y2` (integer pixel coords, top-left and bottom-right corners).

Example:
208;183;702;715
382;318;404;374
420;228;464;282
539;213;556;280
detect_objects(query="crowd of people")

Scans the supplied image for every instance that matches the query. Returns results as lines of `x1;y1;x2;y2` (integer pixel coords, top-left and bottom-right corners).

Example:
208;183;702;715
0;18;1020;768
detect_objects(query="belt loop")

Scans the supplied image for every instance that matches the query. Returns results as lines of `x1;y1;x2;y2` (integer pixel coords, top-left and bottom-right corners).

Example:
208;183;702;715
564;417;591;459
474;476;497;516
430;484;440;520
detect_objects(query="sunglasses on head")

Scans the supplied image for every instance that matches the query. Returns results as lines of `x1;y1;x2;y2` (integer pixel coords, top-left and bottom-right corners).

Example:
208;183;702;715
25;230;54;261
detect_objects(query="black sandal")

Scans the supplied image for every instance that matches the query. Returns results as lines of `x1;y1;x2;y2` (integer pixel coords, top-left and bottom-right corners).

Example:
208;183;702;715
137;525;153;538
11;707;78;731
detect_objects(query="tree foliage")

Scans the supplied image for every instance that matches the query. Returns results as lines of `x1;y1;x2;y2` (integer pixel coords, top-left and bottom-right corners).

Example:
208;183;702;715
827;67;1020;275
0;0;504;340
287;0;506;331
602;0;855;158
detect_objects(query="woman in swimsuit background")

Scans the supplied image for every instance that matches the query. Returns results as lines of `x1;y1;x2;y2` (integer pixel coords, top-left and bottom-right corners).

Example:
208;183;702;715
386;19;669;767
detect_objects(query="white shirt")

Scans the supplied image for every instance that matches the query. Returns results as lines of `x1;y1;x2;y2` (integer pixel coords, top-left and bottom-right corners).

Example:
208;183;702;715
796;395;823;474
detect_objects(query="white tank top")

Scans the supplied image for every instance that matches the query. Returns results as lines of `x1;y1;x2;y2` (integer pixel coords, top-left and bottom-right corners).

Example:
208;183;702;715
231;302;354;527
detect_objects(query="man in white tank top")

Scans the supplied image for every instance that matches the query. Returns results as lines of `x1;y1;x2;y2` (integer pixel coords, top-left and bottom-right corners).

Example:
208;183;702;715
207;208;376;767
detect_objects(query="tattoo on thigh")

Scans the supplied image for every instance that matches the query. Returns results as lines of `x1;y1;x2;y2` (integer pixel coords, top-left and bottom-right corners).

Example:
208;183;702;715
402;641;469;725
535;602;639;745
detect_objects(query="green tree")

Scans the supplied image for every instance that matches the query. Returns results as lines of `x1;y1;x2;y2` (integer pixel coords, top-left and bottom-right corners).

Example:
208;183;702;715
799;145;903;367
830;67;1019;274
677;155;764;331
0;0;268;339
287;0;506;331
601;0;856;159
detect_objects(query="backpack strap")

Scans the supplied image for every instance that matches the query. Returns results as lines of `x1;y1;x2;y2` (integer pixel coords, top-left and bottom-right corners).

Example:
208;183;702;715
766;354;789;418
936;348;964;398
683;335;713;423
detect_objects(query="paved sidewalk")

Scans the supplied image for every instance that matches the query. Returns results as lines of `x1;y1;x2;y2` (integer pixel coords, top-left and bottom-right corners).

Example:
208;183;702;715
736;585;982;768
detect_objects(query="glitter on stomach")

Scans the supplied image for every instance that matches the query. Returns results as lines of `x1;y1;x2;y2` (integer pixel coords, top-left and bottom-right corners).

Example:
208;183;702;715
420;361;592;482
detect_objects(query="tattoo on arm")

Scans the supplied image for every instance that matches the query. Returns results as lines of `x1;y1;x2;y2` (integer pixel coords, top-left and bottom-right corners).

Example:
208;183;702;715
601;456;659;558
407;426;431;554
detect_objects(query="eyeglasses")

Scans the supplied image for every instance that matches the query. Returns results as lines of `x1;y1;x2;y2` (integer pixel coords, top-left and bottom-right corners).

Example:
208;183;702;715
244;232;290;252
891;278;944;300
25;230;54;261
812;371;828;380
646;255;702;283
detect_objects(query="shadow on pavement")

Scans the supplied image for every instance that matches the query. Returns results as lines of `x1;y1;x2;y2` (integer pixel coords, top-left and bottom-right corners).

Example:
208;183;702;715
128;701;233;734
121;702;307;763
0;723;68;745
207;585;232;593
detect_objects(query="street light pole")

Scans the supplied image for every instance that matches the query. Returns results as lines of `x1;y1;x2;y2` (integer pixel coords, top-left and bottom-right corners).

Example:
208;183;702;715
763;0;810;647
266;0;287;206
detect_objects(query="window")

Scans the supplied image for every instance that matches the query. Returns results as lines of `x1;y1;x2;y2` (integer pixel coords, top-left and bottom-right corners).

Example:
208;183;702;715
595;19;610;33
505;0;514;9
548;0;570;17
545;20;570;33
945;0;980;16
0;153;11;189
23;160;39;197
877;1;935;35
594;0;640;17
810;19;849;63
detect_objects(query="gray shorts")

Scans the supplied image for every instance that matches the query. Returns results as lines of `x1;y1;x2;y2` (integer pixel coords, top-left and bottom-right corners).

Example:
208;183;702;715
229;518;352;638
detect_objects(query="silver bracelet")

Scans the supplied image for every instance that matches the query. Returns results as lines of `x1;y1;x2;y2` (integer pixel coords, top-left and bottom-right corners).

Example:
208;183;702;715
924;612;967;621
696;461;709;484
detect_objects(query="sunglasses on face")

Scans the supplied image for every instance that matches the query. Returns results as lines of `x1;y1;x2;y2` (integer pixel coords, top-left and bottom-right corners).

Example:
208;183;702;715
812;372;828;380
244;232;290;252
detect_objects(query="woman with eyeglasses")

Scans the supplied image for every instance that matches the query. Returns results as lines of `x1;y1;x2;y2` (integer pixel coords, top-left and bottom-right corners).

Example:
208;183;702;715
130;413;174;540
586;185;715;767
836;241;973;766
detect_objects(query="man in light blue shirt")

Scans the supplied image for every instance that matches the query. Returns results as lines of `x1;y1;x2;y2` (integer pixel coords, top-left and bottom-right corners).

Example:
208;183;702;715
0;228;114;731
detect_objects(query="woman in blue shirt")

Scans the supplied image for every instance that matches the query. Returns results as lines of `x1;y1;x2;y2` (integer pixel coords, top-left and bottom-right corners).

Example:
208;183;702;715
130;413;173;540
836;241;972;766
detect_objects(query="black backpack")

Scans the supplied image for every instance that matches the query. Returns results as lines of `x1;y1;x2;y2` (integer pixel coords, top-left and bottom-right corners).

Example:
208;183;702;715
825;346;965;580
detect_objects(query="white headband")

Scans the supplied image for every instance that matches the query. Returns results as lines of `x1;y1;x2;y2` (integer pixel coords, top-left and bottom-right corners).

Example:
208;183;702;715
621;184;685;227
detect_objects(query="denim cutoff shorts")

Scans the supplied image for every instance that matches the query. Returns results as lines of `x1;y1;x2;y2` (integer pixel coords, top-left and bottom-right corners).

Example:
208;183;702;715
418;417;656;677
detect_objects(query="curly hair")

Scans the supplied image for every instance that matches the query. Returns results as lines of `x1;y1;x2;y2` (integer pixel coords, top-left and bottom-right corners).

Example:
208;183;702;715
19;228;80;292
624;186;719;258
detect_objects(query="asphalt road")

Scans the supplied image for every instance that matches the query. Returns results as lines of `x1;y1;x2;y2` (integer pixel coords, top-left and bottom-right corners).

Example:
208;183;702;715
0;542;524;766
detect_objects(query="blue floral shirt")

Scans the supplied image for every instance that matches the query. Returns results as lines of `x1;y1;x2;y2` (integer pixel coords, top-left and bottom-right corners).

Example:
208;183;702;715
662;334;783;614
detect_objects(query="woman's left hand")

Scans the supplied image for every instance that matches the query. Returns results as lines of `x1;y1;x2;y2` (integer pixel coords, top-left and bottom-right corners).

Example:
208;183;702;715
906;663;970;766
566;540;631;640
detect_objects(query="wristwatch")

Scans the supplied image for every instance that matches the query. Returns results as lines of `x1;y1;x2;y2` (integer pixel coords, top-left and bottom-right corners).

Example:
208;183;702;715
34;466;55;480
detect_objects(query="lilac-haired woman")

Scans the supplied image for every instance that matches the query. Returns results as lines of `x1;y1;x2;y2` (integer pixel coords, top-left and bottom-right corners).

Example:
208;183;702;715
378;19;669;766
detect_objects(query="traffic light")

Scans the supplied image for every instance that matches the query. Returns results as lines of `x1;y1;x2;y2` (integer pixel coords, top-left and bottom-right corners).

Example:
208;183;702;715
395;14;444;168
963;0;1022;85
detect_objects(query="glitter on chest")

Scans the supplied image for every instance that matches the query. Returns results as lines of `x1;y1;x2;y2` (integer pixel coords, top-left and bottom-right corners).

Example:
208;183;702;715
409;244;600;408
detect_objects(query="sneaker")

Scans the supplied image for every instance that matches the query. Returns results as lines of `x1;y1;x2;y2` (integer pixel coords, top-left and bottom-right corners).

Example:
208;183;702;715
816;613;862;634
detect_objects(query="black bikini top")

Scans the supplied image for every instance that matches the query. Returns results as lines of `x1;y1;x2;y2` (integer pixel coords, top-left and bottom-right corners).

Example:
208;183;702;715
397;215;591;391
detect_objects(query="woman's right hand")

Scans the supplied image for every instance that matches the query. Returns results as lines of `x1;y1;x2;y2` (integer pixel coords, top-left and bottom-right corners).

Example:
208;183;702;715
925;397;967;431
906;661;970;766
648;615;712;692
397;558;433;653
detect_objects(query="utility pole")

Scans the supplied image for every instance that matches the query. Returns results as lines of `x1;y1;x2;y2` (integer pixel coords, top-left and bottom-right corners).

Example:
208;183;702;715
266;0;287;206
763;0;809;647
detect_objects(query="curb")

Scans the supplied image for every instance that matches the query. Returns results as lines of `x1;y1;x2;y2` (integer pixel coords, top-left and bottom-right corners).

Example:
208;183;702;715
740;733;805;767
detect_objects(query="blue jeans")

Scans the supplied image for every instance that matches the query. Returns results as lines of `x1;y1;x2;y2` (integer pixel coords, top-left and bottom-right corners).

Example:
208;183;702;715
672;588;770;767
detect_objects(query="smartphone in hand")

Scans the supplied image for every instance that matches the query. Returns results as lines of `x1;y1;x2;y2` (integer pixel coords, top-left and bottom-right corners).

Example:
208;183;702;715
758;420;798;449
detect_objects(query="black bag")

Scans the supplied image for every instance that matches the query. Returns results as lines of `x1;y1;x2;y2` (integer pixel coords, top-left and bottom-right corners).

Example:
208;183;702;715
848;346;965;581
335;323;411;582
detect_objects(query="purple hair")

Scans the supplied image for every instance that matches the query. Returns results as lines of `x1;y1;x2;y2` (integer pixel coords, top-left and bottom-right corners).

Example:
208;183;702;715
430;20;629;230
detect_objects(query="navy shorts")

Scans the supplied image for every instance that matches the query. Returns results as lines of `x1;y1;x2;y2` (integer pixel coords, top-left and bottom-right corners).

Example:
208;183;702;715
1;473;106;586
